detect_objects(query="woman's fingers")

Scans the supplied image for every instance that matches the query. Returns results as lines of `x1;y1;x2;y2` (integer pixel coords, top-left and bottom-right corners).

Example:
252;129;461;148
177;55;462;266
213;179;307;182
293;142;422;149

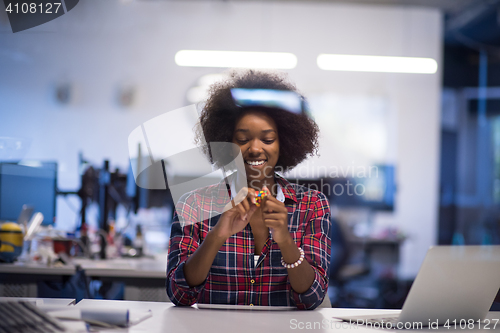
265;195;285;207
260;195;269;211
236;202;246;217
262;185;271;196
231;187;260;208
240;196;250;211
233;186;249;203
262;197;281;213
235;195;259;221
263;219;285;231
263;218;279;225
261;213;285;220
233;186;293;217
248;189;257;205
246;204;258;219
261;197;286;214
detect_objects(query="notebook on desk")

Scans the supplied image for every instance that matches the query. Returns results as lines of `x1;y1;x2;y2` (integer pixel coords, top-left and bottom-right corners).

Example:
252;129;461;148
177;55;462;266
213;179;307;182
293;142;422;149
333;245;500;329
196;303;296;311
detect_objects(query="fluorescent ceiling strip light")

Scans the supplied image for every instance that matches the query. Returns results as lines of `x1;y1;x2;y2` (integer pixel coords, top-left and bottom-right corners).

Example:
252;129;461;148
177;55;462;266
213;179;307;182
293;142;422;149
317;54;438;74
175;50;297;69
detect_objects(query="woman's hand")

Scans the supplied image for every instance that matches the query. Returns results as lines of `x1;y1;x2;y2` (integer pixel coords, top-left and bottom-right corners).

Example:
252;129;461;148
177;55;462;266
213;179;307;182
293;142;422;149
261;186;290;244
212;187;258;240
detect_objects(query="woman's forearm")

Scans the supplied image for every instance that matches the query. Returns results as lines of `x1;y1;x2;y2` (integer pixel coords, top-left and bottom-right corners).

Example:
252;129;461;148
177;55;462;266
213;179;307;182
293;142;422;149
278;236;316;294
183;231;227;287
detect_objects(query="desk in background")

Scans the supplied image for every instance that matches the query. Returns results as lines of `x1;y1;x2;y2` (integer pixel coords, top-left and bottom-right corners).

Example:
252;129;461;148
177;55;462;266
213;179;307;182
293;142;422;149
0;254;169;302
0;263;74;298
74;255;168;302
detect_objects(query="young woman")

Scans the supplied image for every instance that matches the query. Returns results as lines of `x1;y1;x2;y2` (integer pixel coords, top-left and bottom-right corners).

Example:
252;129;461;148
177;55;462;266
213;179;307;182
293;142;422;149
166;70;331;310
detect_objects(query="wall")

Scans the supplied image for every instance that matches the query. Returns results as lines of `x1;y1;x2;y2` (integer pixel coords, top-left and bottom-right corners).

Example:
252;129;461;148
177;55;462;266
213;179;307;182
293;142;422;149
0;0;442;278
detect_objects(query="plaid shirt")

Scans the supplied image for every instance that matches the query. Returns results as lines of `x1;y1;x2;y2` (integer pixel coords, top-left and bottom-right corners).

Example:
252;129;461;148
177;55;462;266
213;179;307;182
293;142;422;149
166;174;331;310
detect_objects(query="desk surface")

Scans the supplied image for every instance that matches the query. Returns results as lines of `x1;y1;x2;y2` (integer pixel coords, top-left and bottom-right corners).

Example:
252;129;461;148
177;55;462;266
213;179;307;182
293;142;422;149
74;299;500;333
74;255;167;278
0;297;75;306
0;253;167;278
0;262;76;275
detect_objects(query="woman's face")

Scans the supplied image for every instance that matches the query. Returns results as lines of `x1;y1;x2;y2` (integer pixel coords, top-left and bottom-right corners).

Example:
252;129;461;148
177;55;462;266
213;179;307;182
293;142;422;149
232;110;280;183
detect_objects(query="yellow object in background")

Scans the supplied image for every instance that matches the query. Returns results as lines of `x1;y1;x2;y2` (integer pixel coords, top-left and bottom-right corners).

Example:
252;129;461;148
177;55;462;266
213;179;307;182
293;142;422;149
0;222;24;263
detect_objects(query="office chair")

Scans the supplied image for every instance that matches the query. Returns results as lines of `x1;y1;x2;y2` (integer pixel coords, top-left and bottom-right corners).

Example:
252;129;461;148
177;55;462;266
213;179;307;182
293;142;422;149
328;216;372;308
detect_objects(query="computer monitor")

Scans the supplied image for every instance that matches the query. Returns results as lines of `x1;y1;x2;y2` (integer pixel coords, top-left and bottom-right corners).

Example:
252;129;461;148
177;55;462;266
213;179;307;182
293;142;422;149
0;163;57;225
331;165;395;211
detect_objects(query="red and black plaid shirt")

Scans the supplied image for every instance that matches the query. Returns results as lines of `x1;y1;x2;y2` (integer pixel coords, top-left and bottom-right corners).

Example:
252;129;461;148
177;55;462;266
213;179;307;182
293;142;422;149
166;175;331;310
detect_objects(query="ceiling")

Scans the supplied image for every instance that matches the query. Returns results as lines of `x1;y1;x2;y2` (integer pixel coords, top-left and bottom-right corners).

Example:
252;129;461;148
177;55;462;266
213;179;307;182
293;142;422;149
285;0;479;14
176;0;499;39
174;0;481;15
264;0;500;47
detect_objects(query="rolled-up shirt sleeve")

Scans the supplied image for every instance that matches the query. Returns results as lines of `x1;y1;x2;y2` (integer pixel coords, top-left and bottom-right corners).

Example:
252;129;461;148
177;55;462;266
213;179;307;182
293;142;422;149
166;195;207;306
290;192;331;310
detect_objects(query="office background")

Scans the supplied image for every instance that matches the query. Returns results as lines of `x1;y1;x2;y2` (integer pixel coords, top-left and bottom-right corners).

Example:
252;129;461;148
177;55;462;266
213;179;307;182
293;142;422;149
0;0;498;307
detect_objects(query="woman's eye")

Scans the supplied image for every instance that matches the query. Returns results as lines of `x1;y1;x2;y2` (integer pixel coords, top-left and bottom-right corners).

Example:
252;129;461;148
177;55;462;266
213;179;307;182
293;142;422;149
263;139;275;144
237;139;249;144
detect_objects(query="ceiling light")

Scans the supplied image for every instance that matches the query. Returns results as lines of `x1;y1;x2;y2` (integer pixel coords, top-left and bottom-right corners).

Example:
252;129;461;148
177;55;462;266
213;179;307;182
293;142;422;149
175;50;297;69
317;54;438;74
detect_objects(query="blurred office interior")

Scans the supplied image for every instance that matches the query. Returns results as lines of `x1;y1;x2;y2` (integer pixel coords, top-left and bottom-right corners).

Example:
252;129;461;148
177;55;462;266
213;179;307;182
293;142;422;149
0;0;499;308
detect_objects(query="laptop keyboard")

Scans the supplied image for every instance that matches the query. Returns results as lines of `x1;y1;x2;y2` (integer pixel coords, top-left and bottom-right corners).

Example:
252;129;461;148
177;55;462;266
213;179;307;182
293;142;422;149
0;300;67;333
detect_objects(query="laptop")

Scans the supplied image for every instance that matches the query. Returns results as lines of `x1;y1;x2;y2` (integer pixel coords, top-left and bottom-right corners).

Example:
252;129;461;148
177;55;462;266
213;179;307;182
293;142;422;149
334;246;500;328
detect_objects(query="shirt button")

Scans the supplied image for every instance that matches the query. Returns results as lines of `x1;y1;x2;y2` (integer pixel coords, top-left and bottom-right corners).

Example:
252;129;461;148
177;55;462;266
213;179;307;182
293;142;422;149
250;279;255;284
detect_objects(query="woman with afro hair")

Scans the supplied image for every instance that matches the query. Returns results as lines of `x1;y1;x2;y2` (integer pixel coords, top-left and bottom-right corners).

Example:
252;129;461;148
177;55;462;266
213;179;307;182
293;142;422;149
166;70;331;310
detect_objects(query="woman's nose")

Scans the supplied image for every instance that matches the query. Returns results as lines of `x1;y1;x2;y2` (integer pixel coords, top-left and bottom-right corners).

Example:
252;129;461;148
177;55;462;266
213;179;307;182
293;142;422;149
248;139;262;154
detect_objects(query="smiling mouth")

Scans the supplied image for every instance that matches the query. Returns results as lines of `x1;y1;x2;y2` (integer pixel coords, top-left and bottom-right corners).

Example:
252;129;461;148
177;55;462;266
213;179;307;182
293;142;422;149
245;160;267;167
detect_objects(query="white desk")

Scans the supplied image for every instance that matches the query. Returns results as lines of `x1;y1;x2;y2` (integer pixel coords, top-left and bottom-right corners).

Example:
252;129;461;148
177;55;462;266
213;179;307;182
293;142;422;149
0;297;75;306
74;299;500;333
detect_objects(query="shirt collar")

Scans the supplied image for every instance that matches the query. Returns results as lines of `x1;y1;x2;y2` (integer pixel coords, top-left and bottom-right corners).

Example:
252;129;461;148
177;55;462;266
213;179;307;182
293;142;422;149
275;182;285;203
275;173;297;203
